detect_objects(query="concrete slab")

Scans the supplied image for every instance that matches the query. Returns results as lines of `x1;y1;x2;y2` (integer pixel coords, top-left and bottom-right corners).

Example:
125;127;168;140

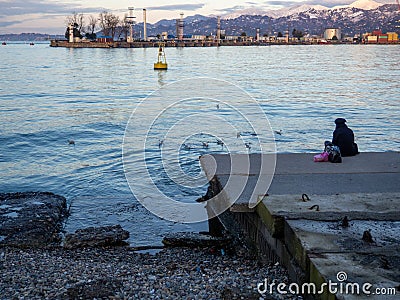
200;152;400;300
268;173;400;195
273;152;399;175
201;152;399;176
200;152;400;208
258;196;400;299
200;153;276;177
262;193;400;221
284;218;400;274
286;219;400;255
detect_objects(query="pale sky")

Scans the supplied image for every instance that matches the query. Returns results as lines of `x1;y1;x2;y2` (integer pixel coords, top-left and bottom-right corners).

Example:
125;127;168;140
0;0;393;34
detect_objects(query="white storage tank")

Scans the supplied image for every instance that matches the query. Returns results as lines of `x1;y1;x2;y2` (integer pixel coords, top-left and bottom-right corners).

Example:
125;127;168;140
324;28;341;40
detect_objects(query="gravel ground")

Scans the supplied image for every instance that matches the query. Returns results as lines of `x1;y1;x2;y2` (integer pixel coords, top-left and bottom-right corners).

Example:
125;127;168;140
0;246;302;300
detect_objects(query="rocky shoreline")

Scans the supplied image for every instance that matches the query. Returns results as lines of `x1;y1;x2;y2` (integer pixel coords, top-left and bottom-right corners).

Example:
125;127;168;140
1;246;301;299
0;192;300;299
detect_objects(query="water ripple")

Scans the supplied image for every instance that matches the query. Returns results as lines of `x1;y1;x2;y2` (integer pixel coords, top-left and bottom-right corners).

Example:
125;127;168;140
0;43;398;243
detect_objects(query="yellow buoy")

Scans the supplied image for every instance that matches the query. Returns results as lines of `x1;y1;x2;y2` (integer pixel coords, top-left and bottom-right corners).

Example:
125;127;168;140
154;42;168;70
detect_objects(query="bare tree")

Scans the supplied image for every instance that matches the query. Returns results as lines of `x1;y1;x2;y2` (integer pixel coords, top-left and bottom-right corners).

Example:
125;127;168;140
117;15;131;40
98;11;120;39
108;14;120;39
98;11;110;36
65;12;85;33
87;15;98;35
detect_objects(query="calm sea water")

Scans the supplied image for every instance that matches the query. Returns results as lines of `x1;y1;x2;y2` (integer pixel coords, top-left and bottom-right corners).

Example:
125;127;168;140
0;42;399;245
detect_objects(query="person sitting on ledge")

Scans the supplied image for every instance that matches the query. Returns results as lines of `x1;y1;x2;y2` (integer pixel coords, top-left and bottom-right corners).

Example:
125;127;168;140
332;118;359;157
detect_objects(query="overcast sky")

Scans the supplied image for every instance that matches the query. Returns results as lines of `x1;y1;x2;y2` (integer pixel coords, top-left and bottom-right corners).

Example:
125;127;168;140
0;0;392;34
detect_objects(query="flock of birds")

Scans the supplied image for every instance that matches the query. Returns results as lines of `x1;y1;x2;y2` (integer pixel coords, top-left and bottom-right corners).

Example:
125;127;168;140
156;128;283;153
67;129;282;149
160;139;223;151
67;102;283;151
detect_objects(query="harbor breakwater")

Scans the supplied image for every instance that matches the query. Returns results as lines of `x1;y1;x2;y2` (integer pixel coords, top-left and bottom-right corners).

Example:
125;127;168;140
49;39;398;48
50;40;249;48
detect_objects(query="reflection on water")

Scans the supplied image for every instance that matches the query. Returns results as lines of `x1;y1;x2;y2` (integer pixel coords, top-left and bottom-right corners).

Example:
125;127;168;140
0;44;399;245
157;69;166;87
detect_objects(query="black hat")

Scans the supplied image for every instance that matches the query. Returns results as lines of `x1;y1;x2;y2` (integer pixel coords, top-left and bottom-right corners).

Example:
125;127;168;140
335;118;346;124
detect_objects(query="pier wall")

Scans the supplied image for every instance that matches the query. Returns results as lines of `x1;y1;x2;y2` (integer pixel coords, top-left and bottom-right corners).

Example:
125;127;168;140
49;40;257;48
50;40;400;48
201;152;400;300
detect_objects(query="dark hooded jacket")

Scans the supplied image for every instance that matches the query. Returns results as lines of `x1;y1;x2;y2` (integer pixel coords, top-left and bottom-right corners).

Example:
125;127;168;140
332;119;358;157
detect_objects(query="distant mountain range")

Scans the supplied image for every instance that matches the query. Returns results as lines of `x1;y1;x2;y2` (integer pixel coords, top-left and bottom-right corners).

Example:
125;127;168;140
136;1;399;37
221;0;384;19
0;33;64;42
1;0;399;41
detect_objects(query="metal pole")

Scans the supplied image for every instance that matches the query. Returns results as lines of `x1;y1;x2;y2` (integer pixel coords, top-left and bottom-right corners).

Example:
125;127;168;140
217;16;221;44
143;9;147;41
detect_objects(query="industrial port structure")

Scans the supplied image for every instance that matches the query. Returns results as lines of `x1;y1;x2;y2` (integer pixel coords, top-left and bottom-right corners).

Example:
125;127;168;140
51;7;399;48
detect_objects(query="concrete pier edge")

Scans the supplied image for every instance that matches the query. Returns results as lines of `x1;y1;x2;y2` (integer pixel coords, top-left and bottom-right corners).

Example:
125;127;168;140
200;152;400;300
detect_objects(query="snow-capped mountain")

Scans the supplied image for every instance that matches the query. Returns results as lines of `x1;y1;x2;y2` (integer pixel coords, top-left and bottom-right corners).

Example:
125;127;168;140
135;2;399;38
266;4;328;18
223;8;268;20
333;0;383;10
222;0;385;19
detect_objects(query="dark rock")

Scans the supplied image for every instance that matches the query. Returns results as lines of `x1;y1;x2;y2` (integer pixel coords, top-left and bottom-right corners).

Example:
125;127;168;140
362;230;374;243
64;225;129;249
341;216;350;228
162;232;232;248
0;192;68;248
65;278;122;299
